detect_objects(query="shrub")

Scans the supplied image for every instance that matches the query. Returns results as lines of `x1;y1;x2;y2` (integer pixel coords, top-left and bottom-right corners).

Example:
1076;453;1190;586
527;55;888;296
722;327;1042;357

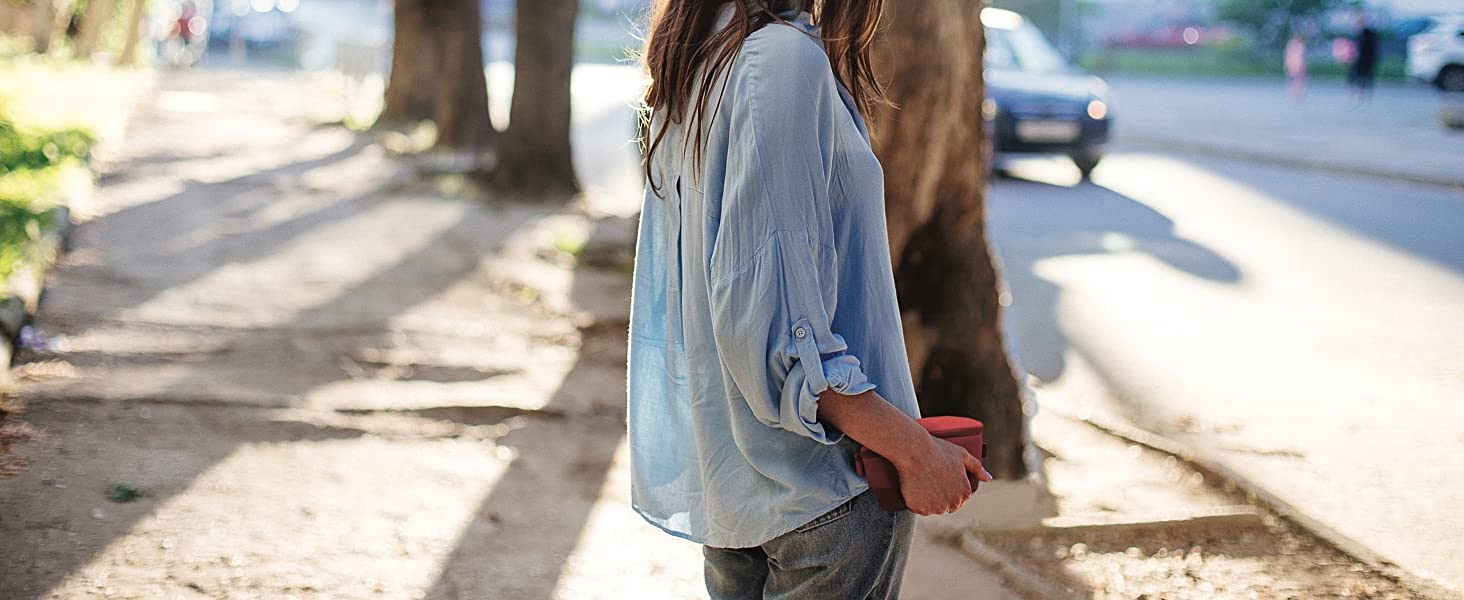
0;109;95;175
0;102;92;279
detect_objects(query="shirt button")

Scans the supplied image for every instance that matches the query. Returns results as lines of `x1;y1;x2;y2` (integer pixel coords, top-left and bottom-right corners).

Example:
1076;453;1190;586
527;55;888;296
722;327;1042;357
794;327;807;339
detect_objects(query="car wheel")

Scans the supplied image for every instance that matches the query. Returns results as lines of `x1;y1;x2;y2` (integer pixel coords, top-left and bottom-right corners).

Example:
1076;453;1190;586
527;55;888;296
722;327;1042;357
1070;151;1102;180
1439;65;1464;92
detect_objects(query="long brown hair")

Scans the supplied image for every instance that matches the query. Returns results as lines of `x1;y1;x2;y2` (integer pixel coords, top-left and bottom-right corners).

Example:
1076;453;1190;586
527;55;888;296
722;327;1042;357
639;0;886;195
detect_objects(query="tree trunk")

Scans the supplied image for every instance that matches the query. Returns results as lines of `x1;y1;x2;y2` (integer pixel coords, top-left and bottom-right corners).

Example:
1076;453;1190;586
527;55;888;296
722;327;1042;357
0;3;19;36
490;0;578;196
870;1;1030;479
75;0;116;57
31;0;55;53
419;0;494;152
379;0;437;128
117;0;147;65
48;0;75;53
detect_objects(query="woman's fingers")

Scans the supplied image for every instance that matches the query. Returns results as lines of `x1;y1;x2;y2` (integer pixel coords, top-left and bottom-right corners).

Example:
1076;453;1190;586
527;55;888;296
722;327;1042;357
962;451;994;482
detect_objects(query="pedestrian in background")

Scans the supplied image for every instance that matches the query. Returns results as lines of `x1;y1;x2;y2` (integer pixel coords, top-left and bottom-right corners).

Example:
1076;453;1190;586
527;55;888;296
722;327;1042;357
1285;33;1308;104
1347;13;1380;106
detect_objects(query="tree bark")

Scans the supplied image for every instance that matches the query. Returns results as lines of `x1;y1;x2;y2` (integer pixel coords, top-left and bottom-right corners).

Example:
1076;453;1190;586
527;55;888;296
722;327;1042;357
490;0;579;197
380;0;439;128
870;1;1030;479
75;0;116;57
48;0;75;53
31;0;55;53
419;0;494;151
0;3;19;36
116;0;147;64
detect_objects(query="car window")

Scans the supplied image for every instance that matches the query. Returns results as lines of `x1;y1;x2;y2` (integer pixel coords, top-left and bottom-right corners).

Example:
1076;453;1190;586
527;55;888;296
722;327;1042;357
986;22;1069;74
986;28;1018;70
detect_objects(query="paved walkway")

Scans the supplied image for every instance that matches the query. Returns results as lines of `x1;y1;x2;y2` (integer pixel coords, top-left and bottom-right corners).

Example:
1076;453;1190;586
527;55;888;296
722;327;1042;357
1107;76;1464;187
0;69;716;599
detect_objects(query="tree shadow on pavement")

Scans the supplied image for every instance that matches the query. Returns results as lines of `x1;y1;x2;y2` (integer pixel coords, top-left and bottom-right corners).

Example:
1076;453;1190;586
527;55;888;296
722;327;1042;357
423;215;634;600
47;136;380;325
988;175;1242;385
1180;157;1464;275
3;123;556;600
2;198;554;597
2;67;654;598
0;123;396;597
0;402;369;599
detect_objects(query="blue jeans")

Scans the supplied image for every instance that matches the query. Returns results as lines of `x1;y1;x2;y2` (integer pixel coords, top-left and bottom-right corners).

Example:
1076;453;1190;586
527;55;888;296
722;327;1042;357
702;490;916;600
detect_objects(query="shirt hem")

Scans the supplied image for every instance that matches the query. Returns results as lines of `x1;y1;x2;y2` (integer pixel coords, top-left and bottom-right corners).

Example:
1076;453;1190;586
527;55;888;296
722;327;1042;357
632;479;872;549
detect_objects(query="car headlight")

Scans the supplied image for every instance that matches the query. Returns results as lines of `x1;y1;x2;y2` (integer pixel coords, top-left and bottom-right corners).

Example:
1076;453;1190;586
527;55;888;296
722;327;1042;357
1086;99;1109;120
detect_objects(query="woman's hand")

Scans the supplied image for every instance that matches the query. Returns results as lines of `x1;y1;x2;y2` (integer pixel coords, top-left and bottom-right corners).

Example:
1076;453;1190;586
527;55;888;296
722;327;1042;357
891;436;993;516
814;389;994;515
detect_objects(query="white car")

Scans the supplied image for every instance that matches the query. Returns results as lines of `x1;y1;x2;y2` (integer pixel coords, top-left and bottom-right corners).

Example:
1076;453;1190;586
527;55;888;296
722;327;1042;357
1408;16;1464;91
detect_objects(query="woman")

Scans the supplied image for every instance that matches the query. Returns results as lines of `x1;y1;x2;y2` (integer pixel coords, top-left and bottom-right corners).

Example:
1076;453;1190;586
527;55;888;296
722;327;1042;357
627;1;992;598
1284;33;1308;104
1347;14;1380;105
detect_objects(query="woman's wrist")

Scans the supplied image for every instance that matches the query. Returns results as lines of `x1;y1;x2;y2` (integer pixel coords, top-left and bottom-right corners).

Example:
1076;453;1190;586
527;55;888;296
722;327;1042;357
817;389;929;465
884;420;936;469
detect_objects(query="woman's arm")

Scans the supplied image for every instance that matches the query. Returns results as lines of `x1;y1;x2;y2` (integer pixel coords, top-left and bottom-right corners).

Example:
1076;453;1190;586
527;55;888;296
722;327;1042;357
817;389;993;516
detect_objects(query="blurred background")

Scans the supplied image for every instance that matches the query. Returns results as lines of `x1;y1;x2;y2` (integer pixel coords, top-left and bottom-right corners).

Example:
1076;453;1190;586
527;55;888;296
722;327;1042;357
0;0;1460;598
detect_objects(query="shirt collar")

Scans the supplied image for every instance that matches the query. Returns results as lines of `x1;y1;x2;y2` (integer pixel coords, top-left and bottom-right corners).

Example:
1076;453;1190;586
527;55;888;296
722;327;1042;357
714;2;817;35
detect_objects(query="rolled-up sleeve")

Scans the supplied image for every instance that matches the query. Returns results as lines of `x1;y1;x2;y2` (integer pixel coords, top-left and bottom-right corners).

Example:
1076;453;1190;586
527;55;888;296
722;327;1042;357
706;32;875;445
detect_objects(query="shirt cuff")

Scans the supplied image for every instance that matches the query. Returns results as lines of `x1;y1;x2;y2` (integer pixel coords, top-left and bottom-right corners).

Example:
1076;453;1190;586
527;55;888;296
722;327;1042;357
784;335;877;445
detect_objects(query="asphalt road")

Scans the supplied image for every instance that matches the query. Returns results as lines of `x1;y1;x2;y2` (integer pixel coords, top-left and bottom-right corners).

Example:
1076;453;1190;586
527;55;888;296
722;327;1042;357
988;152;1464;593
1106;76;1464;187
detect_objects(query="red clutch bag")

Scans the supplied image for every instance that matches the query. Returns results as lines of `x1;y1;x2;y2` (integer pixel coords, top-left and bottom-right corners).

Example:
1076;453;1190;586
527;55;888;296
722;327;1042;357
853;416;986;512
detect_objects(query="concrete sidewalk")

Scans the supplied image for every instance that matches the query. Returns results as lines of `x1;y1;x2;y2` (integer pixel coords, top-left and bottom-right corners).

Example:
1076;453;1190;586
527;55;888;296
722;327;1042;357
1107;76;1464;187
991;152;1464;597
0;69;709;599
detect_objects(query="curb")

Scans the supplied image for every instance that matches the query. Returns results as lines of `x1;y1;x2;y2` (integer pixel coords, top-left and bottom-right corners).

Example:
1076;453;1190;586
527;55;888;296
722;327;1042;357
956;530;1085;600
0;205;74;381
979;504;1265;538
1120;136;1464;191
1045;403;1463;600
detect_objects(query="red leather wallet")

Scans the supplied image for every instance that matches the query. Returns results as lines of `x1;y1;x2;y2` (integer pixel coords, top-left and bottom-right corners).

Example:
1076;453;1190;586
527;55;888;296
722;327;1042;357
853;415;986;512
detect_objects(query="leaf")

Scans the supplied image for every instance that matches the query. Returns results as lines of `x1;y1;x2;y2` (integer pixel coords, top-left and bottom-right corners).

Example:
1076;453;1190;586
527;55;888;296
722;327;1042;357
108;484;144;503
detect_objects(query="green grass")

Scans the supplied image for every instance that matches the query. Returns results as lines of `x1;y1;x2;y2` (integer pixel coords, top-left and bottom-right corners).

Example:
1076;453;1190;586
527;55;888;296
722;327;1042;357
0;121;93;172
0;201;55;278
0;53;101;280
1080;46;1406;81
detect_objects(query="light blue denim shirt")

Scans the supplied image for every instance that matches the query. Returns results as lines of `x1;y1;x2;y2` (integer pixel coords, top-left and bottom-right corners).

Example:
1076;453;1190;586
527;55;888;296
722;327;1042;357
627;6;921;549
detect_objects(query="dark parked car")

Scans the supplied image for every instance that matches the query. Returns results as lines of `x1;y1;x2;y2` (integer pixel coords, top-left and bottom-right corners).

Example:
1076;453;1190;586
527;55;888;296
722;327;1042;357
983;8;1113;179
